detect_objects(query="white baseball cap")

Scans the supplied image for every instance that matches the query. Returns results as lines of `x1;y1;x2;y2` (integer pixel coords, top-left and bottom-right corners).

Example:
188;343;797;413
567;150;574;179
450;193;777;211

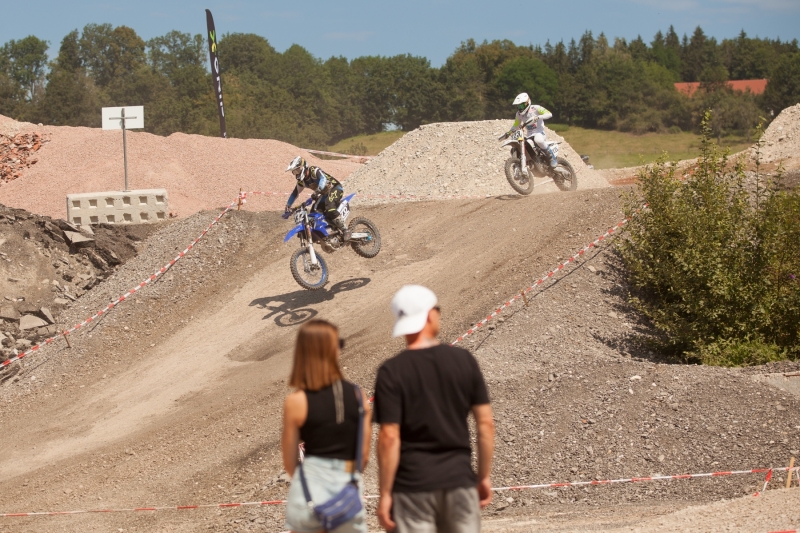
391;285;438;337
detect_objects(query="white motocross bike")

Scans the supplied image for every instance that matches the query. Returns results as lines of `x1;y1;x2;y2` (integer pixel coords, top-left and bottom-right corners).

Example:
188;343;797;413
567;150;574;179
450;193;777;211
498;129;577;195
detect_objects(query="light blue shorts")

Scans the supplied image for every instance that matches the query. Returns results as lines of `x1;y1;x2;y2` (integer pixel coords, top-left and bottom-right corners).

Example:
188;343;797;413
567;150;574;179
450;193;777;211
285;455;367;533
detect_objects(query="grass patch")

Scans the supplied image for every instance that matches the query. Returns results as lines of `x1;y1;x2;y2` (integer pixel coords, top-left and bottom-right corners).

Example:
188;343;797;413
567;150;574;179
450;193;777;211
327;131;407;156
554;126;752;169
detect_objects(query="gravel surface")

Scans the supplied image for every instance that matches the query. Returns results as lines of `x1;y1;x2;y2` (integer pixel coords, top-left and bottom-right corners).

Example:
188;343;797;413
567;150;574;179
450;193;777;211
2;187;798;532
0;114;362;220
752;103;800;169
344;120;609;201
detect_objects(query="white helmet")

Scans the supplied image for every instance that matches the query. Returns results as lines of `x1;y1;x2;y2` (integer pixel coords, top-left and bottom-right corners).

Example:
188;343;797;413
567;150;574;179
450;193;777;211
513;92;531;115
286;156;307;176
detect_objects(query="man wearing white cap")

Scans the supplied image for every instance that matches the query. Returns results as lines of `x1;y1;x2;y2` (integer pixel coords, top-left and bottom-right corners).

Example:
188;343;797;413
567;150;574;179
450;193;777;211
374;285;495;533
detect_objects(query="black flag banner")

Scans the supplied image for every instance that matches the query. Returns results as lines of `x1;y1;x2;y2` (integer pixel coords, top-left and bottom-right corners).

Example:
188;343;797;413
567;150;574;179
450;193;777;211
205;9;227;138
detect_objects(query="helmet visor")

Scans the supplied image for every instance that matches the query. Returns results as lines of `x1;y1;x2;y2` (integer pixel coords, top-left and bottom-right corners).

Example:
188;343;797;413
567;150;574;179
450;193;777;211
291;167;303;176
517;102;528;112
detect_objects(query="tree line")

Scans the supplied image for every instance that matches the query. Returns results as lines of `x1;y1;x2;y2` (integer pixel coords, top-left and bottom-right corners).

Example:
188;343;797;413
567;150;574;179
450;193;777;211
1;24;799;148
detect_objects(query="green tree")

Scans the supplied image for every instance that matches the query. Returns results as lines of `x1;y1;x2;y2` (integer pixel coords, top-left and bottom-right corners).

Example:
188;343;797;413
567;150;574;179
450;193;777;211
39;30;102;127
491;56;558;112
1;36;49;101
763;52;800;114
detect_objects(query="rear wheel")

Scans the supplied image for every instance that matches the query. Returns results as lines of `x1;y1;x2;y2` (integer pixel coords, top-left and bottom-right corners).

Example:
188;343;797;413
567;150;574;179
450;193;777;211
552;157;577;191
504;157;535;195
289;248;329;290
348;217;381;258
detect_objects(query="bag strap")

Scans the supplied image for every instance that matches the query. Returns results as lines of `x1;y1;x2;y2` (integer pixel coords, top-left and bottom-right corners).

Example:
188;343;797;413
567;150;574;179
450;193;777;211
297;383;365;504
352;384;365;481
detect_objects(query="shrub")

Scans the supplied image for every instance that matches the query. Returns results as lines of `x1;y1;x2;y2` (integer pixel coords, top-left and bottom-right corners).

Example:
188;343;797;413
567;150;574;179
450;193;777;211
619;111;800;365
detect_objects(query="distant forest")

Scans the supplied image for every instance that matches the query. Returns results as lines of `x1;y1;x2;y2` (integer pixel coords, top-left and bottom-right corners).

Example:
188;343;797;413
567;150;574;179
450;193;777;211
1;24;799;147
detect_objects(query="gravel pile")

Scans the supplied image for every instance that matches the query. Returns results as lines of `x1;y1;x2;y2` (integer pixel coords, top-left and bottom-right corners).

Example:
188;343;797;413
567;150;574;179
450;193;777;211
0;132;48;184
0;114;362;220
0;203;157;366
752;103;800;168
462;250;800;522
344;120;609;200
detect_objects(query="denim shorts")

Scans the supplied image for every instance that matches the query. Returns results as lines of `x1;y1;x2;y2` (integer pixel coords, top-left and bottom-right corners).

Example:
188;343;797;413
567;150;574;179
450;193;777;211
285;455;367;533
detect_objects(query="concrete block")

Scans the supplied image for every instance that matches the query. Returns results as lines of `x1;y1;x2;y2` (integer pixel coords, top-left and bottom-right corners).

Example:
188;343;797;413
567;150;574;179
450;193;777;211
66;189;168;226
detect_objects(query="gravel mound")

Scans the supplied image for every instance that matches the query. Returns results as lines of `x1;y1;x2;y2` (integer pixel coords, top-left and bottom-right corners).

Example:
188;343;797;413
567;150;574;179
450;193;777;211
752;103;800;169
343;120;609;199
0;114;362;220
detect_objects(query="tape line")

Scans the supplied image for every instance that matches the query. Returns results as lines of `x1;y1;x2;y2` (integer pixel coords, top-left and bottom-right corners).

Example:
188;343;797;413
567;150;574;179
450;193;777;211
1;465;794;518
1;200;239;371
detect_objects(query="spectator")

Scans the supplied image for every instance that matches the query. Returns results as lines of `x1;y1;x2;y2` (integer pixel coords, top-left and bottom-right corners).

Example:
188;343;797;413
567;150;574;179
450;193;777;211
374;285;495;533
282;319;371;533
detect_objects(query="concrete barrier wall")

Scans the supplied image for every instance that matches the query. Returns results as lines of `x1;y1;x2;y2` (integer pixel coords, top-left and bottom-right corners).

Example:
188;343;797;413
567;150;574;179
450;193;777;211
66;189;168;226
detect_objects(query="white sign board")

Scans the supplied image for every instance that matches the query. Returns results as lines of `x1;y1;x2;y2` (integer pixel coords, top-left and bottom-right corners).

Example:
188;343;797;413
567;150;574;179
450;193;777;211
102;106;144;130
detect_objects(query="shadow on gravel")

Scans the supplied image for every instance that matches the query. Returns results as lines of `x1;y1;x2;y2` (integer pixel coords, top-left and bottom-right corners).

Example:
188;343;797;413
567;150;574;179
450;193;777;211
494;194;526;201
249;277;372;327
589;253;675;364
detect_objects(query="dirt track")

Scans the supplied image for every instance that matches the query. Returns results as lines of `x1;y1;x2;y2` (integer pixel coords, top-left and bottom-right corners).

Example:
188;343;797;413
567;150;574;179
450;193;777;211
1;183;798;532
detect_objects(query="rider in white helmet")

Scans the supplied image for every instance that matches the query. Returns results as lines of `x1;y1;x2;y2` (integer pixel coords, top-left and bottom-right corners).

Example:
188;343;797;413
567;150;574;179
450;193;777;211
285;156;350;242
511;92;557;167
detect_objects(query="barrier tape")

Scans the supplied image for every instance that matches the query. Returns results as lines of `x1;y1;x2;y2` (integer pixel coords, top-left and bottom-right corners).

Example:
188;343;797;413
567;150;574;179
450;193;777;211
1;200;239;371
2;466;795;518
450;207;643;346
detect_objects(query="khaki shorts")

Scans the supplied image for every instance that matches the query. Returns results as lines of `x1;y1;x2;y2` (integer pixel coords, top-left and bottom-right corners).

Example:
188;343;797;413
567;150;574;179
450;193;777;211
393;486;480;533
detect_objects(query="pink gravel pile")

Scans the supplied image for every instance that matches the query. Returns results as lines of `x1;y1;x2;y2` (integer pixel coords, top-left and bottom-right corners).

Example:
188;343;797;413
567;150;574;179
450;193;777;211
0;114;362;219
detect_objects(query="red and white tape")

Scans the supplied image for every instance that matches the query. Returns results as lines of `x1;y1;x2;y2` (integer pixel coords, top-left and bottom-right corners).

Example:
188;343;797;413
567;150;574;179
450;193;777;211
1;465;795;518
1;200;239;371
450;212;635;346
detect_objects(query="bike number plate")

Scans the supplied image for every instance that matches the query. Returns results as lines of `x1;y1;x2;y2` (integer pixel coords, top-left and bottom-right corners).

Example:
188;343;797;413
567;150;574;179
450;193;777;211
337;201;350;221
294;211;304;224
514;131;524;141
551;144;559;155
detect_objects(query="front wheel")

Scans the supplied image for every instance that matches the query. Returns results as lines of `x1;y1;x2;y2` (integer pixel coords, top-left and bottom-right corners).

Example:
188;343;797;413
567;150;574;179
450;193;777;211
289;248;329;290
504;157;534;195
348;217;382;258
552;157;577;191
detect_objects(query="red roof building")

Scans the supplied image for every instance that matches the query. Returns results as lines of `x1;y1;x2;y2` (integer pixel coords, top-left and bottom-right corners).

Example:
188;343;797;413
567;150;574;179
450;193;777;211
674;79;767;97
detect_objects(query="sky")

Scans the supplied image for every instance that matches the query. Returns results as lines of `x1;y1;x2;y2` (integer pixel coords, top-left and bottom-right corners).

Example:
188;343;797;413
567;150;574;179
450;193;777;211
3;0;800;66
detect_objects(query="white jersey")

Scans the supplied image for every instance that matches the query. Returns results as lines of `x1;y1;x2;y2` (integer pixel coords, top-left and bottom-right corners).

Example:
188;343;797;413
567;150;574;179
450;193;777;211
515;104;552;138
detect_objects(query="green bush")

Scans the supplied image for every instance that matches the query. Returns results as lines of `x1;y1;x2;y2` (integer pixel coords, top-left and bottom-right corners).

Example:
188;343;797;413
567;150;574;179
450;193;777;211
619;111;800;365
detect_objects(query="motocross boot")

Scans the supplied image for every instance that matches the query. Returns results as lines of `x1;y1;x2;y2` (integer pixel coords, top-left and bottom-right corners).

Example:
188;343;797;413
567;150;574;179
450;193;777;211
332;215;351;242
546;145;558;168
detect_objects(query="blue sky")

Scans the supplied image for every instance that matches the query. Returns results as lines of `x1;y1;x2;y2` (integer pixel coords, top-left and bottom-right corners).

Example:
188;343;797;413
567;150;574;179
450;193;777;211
4;0;799;66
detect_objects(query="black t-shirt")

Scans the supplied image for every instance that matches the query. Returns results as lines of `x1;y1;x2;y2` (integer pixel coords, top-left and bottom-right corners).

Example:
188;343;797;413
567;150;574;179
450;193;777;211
373;344;490;493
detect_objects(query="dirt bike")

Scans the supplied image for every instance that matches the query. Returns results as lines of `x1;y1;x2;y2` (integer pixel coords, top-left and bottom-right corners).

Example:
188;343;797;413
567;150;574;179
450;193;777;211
498;129;577;194
282;193;381;290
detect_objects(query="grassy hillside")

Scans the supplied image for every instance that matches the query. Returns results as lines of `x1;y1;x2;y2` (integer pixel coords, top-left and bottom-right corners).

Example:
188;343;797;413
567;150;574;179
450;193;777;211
550;125;753;169
326;131;406;156
328;126;753;169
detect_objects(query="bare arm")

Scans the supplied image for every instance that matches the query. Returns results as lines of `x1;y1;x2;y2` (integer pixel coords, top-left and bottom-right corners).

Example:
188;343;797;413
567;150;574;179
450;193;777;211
281;391;307;477
360;388;372;471
377;423;400;531
472;403;495;507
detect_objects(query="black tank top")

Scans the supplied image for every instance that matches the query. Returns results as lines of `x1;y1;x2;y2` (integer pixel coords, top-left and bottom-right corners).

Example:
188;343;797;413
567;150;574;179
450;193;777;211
300;380;359;460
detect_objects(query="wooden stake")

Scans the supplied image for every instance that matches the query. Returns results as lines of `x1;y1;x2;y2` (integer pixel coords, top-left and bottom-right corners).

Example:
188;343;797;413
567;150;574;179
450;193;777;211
62;332;72;349
237;188;243;210
787;457;795;489
521;290;529;307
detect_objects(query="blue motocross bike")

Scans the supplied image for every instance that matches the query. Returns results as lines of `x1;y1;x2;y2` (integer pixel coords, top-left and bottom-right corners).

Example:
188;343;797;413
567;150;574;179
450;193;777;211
282;193;381;290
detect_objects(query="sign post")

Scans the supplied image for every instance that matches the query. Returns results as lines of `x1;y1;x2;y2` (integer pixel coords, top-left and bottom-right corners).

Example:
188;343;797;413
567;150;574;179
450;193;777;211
102;106;144;191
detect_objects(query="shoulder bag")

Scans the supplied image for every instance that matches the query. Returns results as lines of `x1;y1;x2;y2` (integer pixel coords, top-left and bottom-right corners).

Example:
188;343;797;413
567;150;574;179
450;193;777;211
298;383;364;531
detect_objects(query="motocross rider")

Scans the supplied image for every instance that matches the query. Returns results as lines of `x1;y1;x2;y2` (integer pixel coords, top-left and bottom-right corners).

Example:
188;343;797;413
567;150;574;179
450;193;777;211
510;92;557;168
285;156;350;242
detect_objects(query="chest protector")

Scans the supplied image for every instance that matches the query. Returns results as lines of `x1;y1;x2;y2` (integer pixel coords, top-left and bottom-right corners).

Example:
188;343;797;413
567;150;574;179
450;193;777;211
298;166;341;195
